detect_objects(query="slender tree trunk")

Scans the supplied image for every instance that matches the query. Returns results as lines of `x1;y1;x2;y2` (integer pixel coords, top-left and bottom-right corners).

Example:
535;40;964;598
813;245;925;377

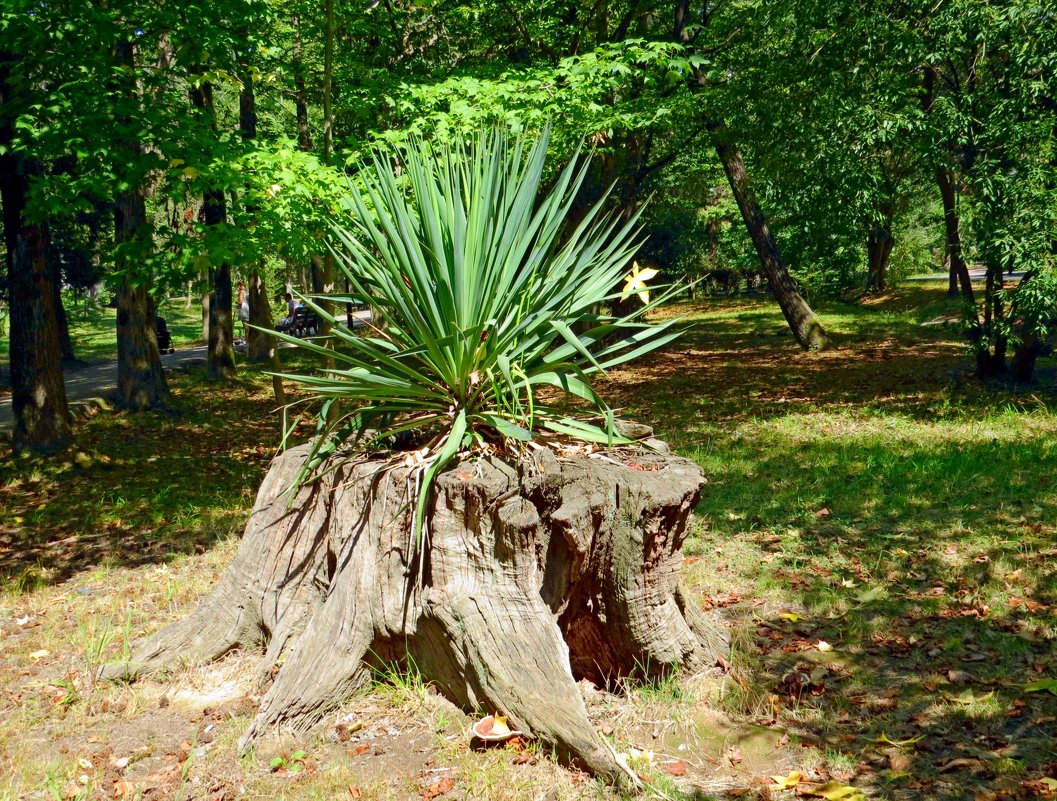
200;282;210;340
293;16;314;153
237;66;285;401
189;76;236;380
112;39;168;410
936;169;974;300
710;126;828;350
48;251;76;361
975;263;1008;377
1009;270;1045;382
672;4;825;350
318;0;336;360
1;57;73;453
865;214;894;293
1010;334;1041;382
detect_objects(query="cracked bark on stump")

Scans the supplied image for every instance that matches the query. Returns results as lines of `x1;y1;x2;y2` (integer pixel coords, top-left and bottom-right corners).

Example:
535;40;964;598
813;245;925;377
102;436;725;784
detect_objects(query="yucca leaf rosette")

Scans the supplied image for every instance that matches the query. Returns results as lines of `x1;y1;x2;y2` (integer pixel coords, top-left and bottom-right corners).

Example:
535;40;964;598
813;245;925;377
277;129;683;545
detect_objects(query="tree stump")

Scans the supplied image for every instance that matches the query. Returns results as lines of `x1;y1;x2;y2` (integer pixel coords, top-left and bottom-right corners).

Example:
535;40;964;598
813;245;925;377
102;434;726;784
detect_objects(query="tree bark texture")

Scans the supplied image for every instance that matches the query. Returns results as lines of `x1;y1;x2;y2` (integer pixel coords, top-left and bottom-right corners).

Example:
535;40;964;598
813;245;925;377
236;71;279;371
102;439;725;784
0;120;73;452
293;16;314;152
936;169;975;301
1010;335;1042;383
975;263;1008;377
709;126;828;350
866;224;894;293
112;38;168;411
48;250;76;362
189;78;236;380
113;182;168;411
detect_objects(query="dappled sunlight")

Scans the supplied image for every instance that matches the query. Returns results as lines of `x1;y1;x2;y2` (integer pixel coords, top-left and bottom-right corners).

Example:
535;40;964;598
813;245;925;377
618;288;1057;799
0;372;284;588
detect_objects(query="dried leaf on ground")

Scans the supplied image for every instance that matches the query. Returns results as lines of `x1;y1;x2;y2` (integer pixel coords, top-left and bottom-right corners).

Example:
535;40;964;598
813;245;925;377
770;771;804;790
421;777;454;799
725;745;744;766
801;780;866;800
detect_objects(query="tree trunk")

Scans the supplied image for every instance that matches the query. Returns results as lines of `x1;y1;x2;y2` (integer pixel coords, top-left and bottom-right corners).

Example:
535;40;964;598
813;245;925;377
237;65;284;401
102;435;725;787
246;273;274;360
0;65;73;453
315;0;337;369
49;253;76;362
247;272;286;403
293;16;314;153
189;77;236;380
710;125;828;350
112;38;168;411
200;283;210;340
115;281;168;410
975;263;1007;377
936;169;975;301
1010;335;1041;383
672;3;825;348
865;224;894;293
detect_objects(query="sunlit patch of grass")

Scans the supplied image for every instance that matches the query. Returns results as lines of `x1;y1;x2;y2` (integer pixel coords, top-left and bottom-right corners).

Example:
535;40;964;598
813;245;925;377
0;297;204;367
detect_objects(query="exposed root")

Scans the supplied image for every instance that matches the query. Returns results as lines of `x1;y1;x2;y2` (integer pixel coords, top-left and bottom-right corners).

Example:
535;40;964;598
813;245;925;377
103;437;718;786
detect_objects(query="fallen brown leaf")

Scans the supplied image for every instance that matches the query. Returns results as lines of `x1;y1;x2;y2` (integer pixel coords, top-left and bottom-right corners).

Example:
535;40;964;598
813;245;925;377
726;745;744;767
421;776;455;799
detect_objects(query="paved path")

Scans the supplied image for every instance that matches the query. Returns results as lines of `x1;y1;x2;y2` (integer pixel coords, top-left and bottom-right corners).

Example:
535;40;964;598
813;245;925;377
908;267;1024;283
0;345;208;432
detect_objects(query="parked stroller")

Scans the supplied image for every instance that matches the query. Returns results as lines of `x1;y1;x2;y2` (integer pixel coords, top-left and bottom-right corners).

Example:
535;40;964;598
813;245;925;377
155;316;175;353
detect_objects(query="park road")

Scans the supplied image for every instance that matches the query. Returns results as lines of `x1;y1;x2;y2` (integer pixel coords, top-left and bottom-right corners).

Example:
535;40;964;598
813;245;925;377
0;345;208;432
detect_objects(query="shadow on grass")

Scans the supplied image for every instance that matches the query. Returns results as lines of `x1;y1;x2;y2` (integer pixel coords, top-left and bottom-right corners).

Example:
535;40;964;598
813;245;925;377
683;422;1057;799
609;296;1055;439
616;291;1057;797
0;368;287;590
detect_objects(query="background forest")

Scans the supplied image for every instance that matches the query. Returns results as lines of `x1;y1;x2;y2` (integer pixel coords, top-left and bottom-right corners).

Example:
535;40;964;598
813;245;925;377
3;0;1056;452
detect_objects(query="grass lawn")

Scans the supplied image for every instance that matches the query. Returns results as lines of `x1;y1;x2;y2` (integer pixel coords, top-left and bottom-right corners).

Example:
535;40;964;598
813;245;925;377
0;281;1055;801
0;296;204;367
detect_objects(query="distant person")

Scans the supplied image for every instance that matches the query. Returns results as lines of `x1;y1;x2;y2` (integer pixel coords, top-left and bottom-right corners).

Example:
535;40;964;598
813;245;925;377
280;292;298;329
236;280;250;338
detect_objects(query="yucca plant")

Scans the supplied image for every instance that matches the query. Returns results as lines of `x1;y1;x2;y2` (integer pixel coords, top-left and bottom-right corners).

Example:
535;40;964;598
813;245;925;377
276;128;683;543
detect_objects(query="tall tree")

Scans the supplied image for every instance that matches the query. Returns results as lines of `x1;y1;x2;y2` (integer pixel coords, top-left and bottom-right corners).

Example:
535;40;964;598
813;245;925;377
236;58;286;404
676;0;829;350
1;49;72;453
188;74;237;380
112;36;169;410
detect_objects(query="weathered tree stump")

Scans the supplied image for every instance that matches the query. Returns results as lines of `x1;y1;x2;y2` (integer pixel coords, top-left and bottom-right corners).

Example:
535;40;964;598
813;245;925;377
103;434;726;784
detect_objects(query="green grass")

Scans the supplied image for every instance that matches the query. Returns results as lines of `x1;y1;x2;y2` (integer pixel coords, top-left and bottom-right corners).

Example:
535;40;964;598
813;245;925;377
0;294;204;367
1;280;1056;800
